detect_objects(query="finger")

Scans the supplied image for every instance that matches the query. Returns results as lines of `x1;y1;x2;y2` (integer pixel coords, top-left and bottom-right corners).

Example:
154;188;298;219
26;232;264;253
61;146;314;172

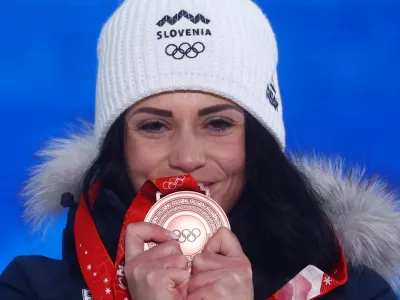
155;255;189;271
164;268;191;288
187;283;225;300
188;270;223;293
187;274;253;300
189;268;253;294
129;268;190;299
131;240;184;262
191;252;243;274
125;222;179;261
134;255;189;273
139;268;190;290
203;227;244;257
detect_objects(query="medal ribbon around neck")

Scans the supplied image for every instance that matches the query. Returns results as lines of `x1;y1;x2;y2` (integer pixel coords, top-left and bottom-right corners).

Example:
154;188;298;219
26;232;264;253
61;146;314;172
74;174;347;300
75;175;202;300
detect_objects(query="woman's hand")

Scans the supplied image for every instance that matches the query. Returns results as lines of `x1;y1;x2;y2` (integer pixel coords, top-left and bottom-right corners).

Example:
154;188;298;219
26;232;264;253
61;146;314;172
124;222;190;300
188;227;254;300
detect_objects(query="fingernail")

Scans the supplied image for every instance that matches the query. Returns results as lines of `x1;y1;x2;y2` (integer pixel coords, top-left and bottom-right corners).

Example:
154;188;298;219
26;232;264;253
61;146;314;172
166;230;179;240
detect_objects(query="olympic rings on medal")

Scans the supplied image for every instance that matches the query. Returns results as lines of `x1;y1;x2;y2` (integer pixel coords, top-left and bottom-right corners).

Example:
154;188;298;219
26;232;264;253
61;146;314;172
162;176;185;190
173;228;201;243
165;42;205;60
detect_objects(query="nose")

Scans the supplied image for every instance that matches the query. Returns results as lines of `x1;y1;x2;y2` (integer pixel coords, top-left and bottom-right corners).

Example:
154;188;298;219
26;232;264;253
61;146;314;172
168;130;206;174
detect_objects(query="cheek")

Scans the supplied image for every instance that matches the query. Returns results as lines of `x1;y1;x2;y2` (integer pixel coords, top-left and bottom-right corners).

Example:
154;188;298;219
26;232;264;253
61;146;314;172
213;133;245;173
220;148;245;173
124;133;168;191
208;133;245;212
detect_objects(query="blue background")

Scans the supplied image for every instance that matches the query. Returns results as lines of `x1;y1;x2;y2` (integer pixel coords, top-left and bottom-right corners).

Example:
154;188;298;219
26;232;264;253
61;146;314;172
1;0;399;280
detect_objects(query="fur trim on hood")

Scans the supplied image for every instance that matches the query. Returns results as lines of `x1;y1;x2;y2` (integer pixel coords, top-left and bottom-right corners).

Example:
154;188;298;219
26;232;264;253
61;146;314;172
21;127;400;292
21;123;98;234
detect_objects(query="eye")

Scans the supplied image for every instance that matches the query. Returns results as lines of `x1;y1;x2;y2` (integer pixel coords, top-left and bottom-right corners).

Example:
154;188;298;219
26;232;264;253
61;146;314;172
137;120;167;135
205;118;234;132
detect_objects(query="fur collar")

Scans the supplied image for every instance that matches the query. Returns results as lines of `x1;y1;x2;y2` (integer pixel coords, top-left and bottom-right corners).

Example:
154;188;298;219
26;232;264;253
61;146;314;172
21;126;400;292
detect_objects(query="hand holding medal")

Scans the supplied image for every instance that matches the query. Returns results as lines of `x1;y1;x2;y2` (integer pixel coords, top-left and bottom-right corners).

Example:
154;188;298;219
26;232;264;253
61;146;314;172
124;222;190;300
123;174;252;300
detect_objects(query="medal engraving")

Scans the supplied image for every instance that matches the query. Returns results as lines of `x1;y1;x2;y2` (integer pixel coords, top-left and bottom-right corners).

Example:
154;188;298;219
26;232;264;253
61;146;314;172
144;191;230;264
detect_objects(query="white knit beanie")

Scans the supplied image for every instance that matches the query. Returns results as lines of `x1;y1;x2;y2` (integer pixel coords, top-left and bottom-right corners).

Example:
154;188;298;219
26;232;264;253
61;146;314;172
96;0;285;148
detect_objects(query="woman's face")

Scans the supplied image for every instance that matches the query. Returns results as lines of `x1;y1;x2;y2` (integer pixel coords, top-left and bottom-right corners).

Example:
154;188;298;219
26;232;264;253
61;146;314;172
124;91;245;213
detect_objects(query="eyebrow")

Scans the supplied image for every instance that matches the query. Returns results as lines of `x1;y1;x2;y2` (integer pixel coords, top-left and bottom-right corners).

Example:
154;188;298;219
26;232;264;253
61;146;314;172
130;104;241;118
130;107;173;117
198;104;241;116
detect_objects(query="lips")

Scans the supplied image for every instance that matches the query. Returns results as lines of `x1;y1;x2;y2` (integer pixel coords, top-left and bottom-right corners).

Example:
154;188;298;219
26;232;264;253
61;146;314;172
199;182;216;187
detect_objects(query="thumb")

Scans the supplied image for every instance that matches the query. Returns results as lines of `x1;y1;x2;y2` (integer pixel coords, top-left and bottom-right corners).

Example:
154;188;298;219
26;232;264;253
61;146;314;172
125;222;179;261
203;227;243;257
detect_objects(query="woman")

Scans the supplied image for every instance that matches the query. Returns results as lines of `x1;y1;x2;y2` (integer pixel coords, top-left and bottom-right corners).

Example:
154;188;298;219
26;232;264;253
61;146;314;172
1;0;400;299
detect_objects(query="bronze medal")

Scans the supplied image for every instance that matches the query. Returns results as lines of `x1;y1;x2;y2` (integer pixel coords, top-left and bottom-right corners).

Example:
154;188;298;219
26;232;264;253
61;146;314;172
144;183;230;266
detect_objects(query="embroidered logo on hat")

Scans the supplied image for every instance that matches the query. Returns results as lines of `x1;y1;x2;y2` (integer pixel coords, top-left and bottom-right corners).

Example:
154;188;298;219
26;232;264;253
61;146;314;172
267;80;279;111
165;42;205;60
156;10;211;27
156;10;211;60
156;28;212;40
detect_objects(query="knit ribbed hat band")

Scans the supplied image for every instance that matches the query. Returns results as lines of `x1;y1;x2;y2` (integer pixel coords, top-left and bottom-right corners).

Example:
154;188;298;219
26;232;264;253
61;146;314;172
95;0;285;148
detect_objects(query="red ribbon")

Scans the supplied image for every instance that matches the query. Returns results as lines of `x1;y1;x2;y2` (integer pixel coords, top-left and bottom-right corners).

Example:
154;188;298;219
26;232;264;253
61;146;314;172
75;174;347;300
75;175;201;300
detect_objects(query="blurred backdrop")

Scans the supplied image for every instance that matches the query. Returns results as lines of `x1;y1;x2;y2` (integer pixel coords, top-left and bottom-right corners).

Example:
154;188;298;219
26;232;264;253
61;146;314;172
1;0;399;273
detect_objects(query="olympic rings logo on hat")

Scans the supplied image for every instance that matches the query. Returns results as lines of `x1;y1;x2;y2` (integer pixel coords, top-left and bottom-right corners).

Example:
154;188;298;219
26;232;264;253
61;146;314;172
162;176;185;189
173;228;201;243
165;42;205;59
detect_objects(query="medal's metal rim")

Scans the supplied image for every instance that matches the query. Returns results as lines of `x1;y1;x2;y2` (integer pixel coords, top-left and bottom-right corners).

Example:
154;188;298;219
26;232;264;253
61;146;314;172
144;190;230;230
143;191;231;252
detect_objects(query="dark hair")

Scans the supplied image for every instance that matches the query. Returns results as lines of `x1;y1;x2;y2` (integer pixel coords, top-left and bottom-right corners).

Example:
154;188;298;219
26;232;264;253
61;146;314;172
83;110;134;206
229;111;339;297
82;109;340;298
